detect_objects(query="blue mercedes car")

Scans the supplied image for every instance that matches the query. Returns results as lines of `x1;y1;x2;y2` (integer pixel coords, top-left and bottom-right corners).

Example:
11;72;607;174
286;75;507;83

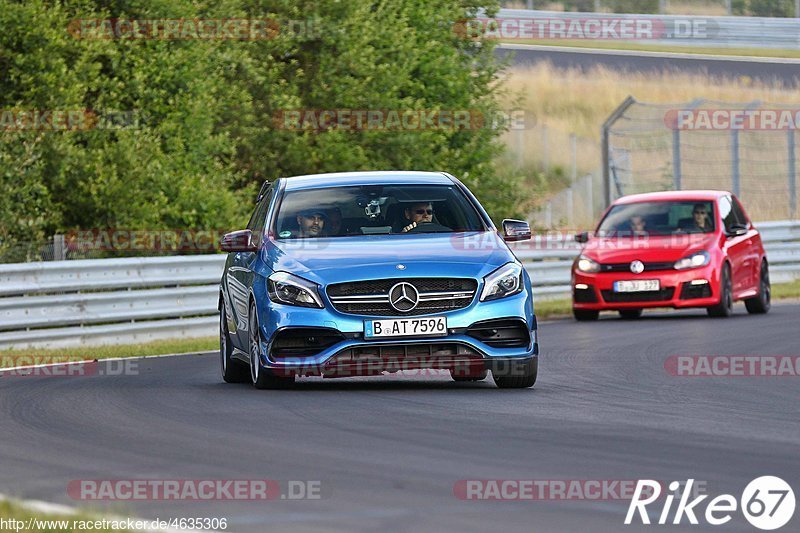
218;171;538;389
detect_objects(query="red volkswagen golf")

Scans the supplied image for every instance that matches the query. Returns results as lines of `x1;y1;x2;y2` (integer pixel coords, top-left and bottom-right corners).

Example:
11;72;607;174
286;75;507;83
571;190;771;320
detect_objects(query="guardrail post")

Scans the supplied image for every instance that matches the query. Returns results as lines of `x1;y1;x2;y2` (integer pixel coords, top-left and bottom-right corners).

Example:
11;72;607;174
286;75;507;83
789;128;797;219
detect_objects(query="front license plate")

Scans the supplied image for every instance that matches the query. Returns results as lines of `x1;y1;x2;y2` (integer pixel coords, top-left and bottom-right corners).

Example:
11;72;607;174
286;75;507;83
613;280;661;293
364;316;447;339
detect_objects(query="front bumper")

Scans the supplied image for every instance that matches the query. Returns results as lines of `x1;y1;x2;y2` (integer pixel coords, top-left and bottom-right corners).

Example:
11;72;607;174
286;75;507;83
572;263;720;310
257;290;537;376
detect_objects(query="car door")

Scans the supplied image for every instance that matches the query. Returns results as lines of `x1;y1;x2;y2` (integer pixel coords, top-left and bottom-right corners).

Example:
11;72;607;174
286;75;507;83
227;187;272;349
718;195;749;294
731;195;760;293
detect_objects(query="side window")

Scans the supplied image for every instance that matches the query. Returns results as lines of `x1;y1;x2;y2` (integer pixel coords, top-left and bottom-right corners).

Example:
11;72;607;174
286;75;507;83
719;196;737;233
731;196;750;228
246;187;273;245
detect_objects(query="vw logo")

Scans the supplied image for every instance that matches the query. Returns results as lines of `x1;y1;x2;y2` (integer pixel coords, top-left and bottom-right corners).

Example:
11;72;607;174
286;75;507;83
389;282;419;312
630;260;645;274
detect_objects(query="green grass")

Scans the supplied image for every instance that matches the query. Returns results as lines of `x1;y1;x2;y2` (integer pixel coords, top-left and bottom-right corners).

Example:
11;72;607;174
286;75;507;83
772;278;800;299
501;39;800;59
0;336;217;361
536;279;800;319
0;499;131;533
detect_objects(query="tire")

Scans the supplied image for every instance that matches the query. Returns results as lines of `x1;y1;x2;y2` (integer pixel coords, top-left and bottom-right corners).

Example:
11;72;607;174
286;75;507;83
220;306;249;383
619;309;643;320
707;264;733;318
745;261;771;315
450;369;488;382
573;309;599;322
249;302;295;390
492;358;538;389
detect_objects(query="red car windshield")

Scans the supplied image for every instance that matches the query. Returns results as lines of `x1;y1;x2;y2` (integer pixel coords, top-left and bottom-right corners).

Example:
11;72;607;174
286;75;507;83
597;200;716;236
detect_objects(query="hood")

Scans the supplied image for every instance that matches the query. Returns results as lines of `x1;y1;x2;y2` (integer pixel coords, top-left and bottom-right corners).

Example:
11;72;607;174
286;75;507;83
581;233;719;264
264;232;513;285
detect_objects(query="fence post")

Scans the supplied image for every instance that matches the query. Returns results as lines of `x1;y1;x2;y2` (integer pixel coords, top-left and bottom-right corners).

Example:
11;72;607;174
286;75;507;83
585;173;594;223
515;128;524;168
53;234;66;261
659;0;667;14
570;133;577;183
542;126;549;171
527;0;534;9
545;202;552;228
725;0;732;15
602;96;636;209
731;129;740;197
566;187;574;228
790;129;797;219
672;128;682;190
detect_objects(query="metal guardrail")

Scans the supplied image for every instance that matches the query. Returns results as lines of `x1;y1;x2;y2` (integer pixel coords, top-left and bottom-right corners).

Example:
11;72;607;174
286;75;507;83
0;221;798;349
495;9;800;50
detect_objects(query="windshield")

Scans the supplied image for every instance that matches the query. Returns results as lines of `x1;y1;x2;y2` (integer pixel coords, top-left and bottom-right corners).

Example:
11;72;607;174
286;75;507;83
597;200;716;236
274;184;487;239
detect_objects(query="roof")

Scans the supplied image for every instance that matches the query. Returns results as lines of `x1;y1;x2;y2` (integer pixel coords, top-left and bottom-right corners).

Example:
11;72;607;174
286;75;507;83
613;190;730;205
281;171;454;191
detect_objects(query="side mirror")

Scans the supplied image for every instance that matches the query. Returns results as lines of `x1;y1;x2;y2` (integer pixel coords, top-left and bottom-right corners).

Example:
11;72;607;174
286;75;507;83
220;230;258;252
727;224;748;238
575;231;590;244
502;219;531;242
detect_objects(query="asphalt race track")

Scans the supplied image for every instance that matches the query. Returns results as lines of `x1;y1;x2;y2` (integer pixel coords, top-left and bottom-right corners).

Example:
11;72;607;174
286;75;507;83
1;303;799;532
500;44;800;86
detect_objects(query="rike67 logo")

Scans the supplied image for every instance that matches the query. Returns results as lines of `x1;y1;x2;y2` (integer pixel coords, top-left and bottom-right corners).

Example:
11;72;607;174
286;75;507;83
626;477;795;530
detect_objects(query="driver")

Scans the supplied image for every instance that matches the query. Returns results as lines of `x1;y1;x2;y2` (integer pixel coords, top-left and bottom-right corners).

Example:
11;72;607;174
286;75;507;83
296;209;326;238
401;202;434;233
680;204;711;233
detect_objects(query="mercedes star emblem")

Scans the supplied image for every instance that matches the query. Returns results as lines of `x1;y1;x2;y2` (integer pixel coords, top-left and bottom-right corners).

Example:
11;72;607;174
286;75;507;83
389;282;419;312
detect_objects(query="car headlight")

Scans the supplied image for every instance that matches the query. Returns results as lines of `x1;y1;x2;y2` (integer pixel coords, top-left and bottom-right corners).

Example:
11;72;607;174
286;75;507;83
576;255;601;273
268;272;323;308
674;251;710;270
480;262;524;302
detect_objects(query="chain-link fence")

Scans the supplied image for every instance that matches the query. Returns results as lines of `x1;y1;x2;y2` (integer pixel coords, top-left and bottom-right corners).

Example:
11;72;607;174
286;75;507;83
603;97;800;221
502;125;603;229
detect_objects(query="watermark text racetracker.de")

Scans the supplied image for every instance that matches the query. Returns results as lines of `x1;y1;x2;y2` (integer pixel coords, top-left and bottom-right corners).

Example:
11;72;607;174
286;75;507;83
67;479;323;501
665;355;800;377
454;16;713;41
0;356;138;378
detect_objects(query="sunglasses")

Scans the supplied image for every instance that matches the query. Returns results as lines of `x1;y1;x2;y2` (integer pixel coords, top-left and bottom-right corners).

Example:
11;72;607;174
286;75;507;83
414;209;433;215
693;211;707;215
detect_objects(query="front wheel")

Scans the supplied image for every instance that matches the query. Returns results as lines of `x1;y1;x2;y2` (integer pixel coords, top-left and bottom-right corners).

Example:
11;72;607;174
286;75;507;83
745;261;771;314
492;358;537;389
220;306;249;383
249;303;295;390
707;265;733;318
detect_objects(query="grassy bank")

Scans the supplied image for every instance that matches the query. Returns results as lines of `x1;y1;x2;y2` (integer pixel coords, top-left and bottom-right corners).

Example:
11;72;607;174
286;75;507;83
0;337;217;361
502;40;800;59
0;499;130;533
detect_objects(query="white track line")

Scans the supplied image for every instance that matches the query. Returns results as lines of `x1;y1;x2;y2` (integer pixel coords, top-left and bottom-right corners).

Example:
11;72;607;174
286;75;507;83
499;42;800;64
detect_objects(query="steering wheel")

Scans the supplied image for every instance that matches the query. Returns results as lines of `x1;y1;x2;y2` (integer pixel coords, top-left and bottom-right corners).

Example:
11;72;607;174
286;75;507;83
407;221;451;233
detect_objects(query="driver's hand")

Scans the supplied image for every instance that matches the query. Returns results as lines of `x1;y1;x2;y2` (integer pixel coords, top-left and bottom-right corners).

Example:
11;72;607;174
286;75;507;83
401;222;417;233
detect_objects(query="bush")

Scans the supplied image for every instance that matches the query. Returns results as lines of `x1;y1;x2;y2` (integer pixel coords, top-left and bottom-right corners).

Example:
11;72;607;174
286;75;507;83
0;0;524;251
